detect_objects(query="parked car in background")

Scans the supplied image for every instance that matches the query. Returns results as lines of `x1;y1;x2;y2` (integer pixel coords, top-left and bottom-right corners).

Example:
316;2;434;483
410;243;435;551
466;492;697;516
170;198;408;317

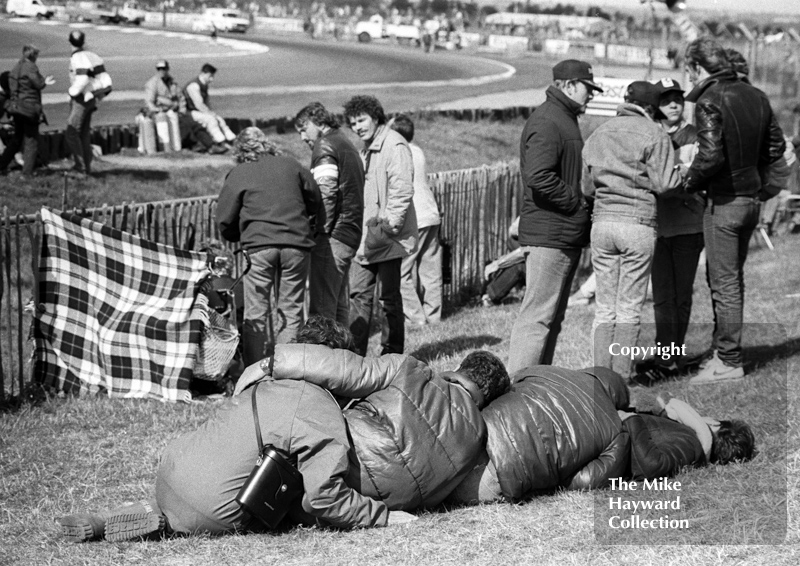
355;14;420;44
5;0;55;18
65;1;124;24
191;8;250;34
118;1;145;25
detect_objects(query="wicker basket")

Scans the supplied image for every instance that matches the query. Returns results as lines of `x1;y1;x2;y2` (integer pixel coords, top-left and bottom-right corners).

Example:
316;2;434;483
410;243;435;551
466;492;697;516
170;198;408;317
194;303;239;381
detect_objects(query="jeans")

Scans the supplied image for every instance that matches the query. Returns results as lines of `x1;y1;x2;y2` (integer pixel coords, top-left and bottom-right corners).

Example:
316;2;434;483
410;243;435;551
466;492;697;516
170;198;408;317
591;222;656;380
400;225;442;325
308;234;356;326
241;247;309;366
651;232;704;357
0;113;39;175
704;197;759;367
349;259;404;356
65;97;96;173
507;245;582;374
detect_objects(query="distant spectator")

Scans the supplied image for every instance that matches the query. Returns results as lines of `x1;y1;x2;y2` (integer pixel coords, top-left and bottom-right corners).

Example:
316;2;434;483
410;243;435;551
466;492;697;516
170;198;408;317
216;127;320;365
343;95;418;356
144;60;180;115
391;114;442;326
66;30;111;176
294;102;364;326
182;63;236;150
0;44;54;177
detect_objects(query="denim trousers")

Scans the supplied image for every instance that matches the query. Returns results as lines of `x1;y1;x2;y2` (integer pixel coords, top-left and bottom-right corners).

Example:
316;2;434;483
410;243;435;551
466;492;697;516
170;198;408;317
0;113;39;175
507;245;582;374
651;232;704;354
308;234;356;327
400;224;442;325
241;247;309;366
591;221;656;379
65;97;96;173
704;196;759;367
349;258;404;356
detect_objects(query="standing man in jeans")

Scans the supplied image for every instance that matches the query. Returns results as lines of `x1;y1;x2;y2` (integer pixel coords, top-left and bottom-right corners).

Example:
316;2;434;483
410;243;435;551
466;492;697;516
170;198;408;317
682;38;785;385
66;30;111;176
343;95;417;356
507;60;601;374
294;102;364;326
217;127;320;366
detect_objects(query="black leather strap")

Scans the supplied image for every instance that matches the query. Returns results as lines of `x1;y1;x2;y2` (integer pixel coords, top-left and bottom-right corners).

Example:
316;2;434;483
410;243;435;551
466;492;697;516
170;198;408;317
251;382;263;453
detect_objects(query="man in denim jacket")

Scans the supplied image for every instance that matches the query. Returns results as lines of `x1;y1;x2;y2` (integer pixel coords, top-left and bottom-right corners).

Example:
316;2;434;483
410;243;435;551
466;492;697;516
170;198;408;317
583;81;683;381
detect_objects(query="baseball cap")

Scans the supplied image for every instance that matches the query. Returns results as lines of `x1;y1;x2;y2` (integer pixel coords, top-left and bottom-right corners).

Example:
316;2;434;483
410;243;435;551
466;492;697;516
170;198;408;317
68;30;85;48
552;59;604;92
654;77;683;96
625;81;662;108
156;60;170;70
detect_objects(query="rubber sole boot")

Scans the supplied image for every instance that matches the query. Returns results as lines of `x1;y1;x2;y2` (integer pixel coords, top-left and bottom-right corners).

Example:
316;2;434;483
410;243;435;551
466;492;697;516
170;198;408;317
58;513;106;543
105;511;165;542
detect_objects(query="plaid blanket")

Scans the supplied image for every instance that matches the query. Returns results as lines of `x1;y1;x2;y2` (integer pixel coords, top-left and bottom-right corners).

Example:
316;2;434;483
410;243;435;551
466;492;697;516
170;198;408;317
34;208;209;402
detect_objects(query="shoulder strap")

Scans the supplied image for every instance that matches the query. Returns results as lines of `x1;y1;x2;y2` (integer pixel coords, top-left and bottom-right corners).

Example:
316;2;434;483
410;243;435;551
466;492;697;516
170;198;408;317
251;382;264;453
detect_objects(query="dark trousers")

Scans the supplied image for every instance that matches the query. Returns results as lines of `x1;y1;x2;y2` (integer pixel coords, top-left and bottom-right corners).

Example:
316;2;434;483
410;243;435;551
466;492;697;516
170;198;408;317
651;232;704;357
704;197;759;367
65;97;96;173
349;259;404;356
0;113;39;175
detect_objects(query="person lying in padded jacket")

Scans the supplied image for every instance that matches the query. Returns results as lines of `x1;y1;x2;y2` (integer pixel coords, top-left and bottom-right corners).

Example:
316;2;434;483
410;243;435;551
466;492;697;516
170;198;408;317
619;393;756;480
261;345;511;511
449;365;630;504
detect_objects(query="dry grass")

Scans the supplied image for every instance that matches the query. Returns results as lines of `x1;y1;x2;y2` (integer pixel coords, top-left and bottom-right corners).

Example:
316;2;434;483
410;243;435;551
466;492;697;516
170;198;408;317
1;228;798;565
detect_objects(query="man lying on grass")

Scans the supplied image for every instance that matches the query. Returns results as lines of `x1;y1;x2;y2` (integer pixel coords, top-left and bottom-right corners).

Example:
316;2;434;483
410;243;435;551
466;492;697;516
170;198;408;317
449;366;755;504
57;317;416;543
237;330;511;511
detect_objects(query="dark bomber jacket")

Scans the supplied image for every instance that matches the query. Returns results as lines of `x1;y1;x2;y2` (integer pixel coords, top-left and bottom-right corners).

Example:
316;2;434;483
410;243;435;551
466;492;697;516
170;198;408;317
684;69;785;198
518;85;591;249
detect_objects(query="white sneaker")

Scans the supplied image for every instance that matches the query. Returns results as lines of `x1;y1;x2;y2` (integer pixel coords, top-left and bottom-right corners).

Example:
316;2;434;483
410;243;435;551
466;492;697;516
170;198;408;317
689;359;745;385
698;350;719;370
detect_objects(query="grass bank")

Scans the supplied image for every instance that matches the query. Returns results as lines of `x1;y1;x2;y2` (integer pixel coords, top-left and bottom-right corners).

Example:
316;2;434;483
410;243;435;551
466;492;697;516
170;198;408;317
1;226;798;564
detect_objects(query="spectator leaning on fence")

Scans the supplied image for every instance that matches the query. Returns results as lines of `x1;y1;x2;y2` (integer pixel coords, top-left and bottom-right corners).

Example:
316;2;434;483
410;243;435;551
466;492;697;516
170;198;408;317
506;59;601;374
583;81;683;383
66;30;111;176
216;127;321;366
391;114;443;326
294;102;365;327
0;44;54;177
343;95;418;356
681;38;785;385
182;63;236;150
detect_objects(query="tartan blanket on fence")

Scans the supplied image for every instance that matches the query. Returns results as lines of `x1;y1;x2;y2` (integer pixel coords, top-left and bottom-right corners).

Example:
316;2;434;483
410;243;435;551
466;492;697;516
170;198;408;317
34;208;209;402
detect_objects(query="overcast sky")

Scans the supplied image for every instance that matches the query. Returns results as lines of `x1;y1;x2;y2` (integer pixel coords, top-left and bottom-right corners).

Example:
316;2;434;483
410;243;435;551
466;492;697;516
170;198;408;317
558;0;800;16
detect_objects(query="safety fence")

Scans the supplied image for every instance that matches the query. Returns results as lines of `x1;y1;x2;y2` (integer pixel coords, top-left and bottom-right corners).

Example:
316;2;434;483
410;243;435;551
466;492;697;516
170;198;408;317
0;106;537;164
0;160;523;401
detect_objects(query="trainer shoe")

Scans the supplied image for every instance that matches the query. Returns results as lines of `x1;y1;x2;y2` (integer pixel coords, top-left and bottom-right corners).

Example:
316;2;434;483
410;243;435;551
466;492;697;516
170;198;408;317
631;362;679;387
105;502;165;542
58;513;107;543
689;359;745;385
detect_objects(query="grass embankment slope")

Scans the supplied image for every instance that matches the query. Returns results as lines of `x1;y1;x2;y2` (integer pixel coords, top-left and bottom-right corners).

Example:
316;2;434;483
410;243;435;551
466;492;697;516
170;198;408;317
1;115;799;565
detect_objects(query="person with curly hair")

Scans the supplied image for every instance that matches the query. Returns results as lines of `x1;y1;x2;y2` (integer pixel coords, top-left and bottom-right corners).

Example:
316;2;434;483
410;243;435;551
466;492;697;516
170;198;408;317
342;95;417;356
216;127;320;365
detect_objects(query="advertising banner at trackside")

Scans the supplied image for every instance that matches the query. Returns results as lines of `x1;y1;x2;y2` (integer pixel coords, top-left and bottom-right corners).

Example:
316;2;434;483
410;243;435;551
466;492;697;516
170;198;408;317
587;77;631;117
487;34;529;51
594;43;672;69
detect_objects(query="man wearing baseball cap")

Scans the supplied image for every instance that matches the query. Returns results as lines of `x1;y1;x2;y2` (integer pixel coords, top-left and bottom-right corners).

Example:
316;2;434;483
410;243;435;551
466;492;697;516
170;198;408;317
143;60;182;152
507;60;603;374
582;80;683;382
66;30;111;176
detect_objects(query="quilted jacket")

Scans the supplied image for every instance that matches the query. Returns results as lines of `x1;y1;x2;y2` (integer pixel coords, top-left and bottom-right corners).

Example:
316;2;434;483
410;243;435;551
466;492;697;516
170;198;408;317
272;344;487;510
482;365;630;500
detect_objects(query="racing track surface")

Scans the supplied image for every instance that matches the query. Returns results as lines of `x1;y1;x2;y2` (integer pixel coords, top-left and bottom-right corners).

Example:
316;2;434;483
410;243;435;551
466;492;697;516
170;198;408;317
0;19;531;129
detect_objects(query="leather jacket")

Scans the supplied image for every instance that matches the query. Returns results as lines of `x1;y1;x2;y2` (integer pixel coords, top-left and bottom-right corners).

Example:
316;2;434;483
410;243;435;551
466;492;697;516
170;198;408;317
684;70;785;198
